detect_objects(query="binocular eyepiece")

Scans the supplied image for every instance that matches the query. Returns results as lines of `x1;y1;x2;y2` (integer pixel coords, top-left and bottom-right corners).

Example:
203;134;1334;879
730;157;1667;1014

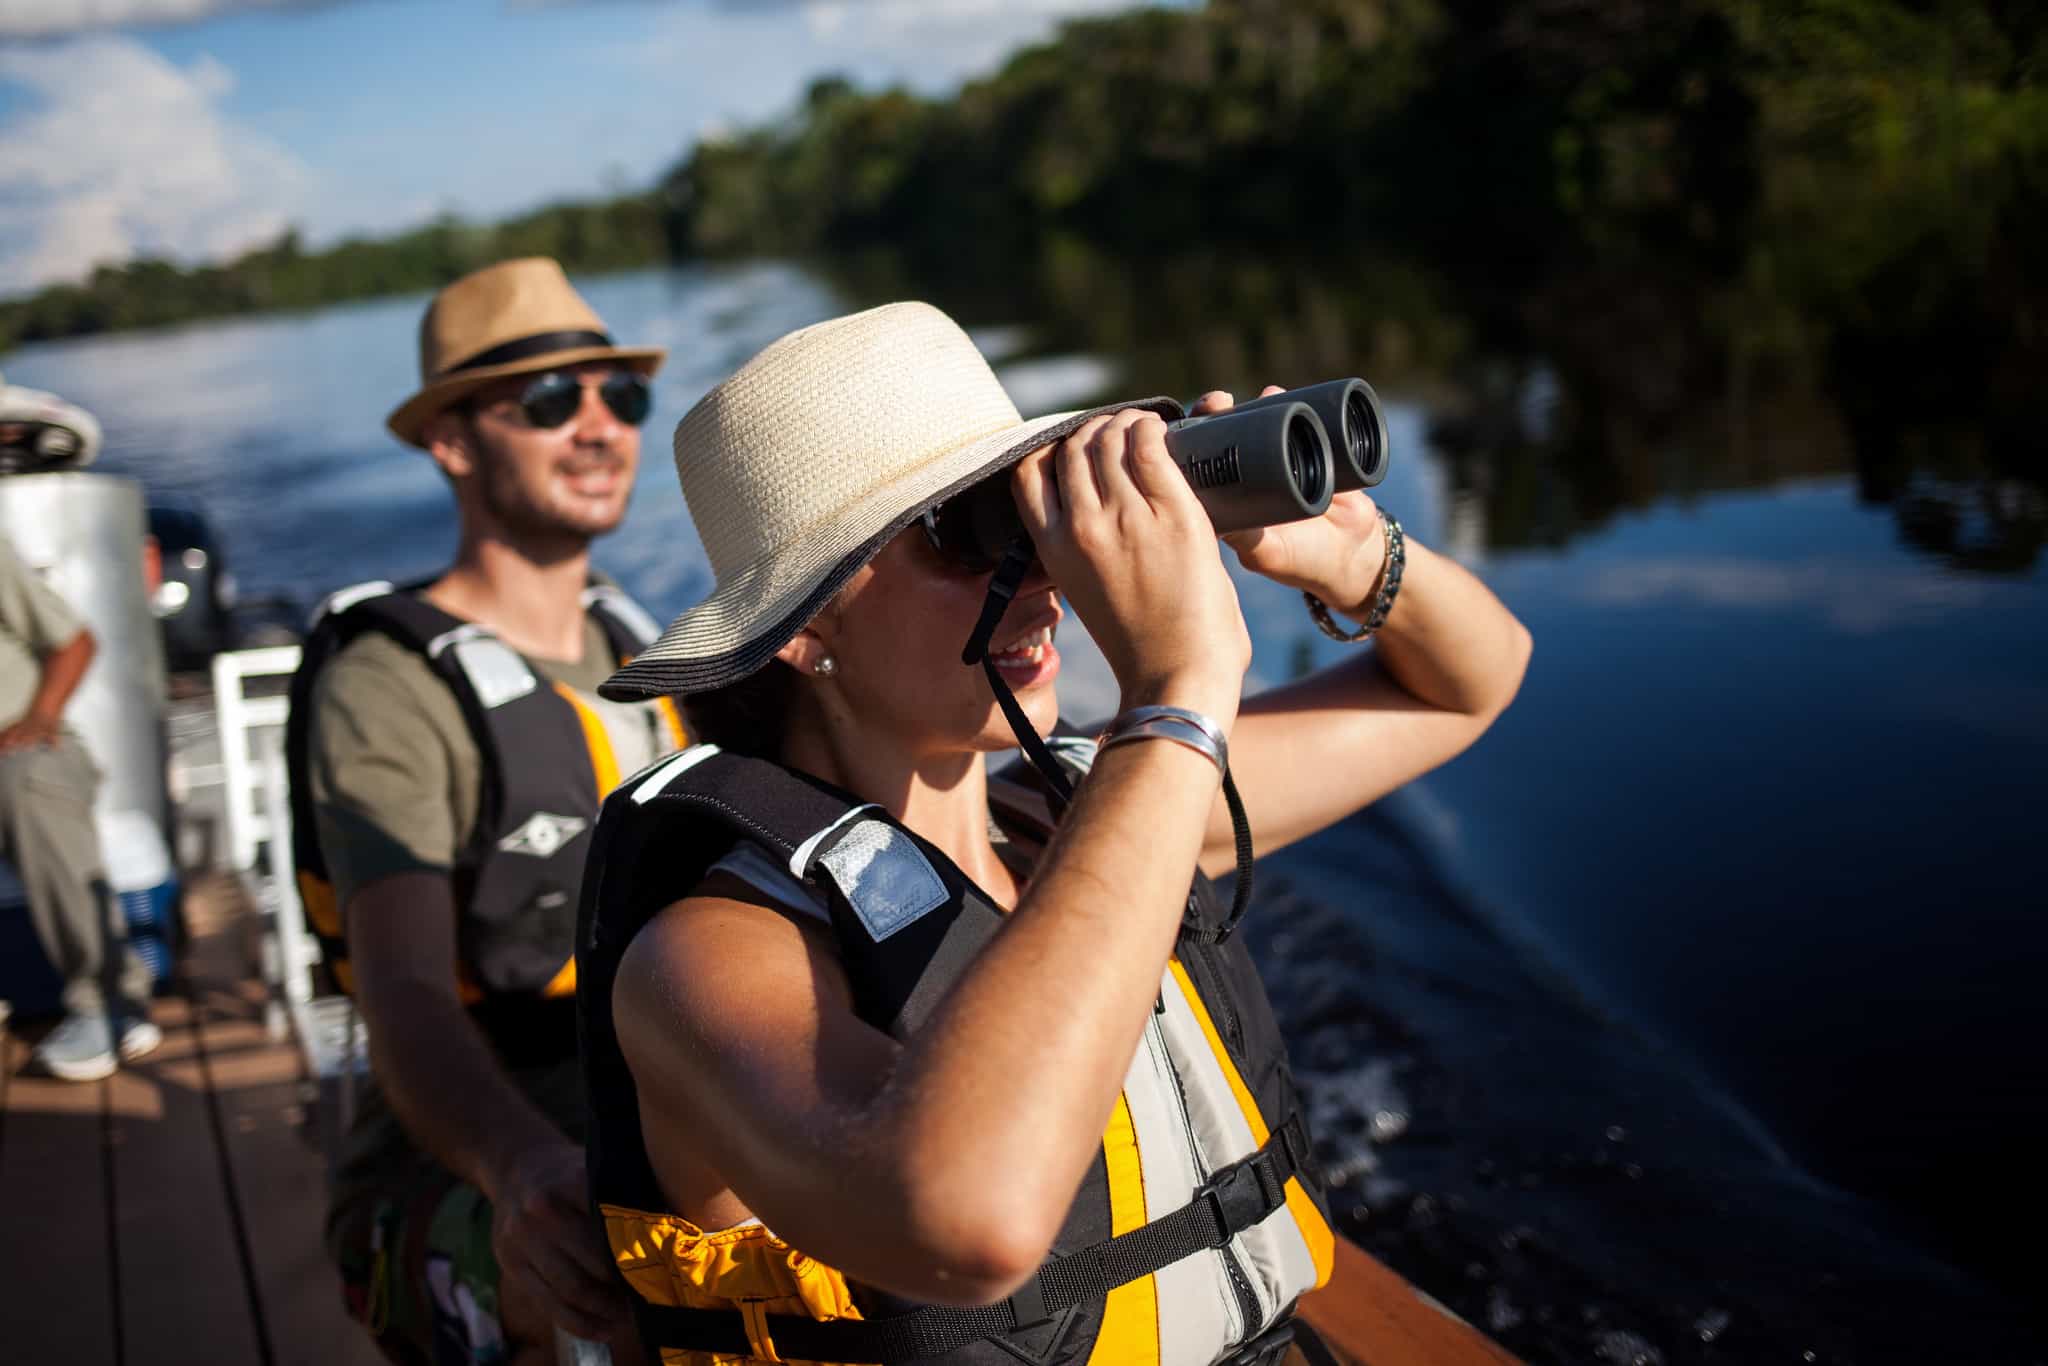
926;377;1389;568
1229;376;1391;495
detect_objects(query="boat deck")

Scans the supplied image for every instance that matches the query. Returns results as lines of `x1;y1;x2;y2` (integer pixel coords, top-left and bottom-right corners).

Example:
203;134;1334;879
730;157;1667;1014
1;871;1515;1366
0;873;379;1366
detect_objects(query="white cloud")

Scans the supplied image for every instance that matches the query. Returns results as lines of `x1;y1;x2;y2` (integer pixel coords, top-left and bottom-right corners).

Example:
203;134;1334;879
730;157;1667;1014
0;36;313;292
0;2;1162;290
795;0;1135;66
802;0;1144;83
613;0;1141;99
0;0;320;39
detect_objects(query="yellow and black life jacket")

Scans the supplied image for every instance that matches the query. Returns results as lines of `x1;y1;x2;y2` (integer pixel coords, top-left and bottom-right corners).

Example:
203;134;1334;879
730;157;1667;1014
284;578;685;1056
576;738;1335;1366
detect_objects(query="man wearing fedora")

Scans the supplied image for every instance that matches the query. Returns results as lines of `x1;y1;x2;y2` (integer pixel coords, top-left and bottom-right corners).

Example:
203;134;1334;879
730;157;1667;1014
288;258;684;1365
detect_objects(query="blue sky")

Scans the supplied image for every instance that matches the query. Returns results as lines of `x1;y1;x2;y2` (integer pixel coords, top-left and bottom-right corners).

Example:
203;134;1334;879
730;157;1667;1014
0;0;1170;294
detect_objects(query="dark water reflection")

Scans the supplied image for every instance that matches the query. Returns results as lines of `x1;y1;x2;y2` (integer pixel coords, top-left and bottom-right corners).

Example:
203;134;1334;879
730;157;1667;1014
5;247;2044;1361
826;233;2048;576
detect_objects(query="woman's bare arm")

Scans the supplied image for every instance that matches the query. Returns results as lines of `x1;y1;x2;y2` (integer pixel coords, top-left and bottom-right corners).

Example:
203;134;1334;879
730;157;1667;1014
1198;532;1532;877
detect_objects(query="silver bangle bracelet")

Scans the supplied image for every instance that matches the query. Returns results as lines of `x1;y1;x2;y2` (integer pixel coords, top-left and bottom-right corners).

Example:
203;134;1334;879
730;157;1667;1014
1098;704;1229;776
1306;512;1405;643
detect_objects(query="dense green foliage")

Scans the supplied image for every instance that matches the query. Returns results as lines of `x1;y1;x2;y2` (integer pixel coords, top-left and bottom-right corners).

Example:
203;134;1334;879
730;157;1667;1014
0;195;668;346
679;0;2044;562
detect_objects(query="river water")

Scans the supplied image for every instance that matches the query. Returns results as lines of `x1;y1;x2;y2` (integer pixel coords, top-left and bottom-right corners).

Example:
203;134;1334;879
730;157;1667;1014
6;261;2042;1364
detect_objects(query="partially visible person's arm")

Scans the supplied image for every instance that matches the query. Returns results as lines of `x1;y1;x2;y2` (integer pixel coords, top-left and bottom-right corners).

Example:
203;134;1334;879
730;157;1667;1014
345;874;626;1341
0;626;93;751
313;647;629;1344
0;535;98;752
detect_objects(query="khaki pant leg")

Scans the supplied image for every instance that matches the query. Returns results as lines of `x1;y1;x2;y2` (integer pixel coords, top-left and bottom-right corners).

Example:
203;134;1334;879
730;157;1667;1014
0;737;151;1015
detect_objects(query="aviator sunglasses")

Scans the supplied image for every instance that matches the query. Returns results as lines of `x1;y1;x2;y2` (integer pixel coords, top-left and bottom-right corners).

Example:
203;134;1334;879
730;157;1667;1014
483;370;653;429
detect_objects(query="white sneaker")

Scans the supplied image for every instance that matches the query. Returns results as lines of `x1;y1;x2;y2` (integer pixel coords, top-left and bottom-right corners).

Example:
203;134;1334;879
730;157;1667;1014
29;1011;163;1082
32;1011;117;1081
118;1016;164;1062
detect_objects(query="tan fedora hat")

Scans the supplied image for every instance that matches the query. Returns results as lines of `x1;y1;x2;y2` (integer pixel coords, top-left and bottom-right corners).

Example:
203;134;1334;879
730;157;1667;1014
599;301;1179;702
385;257;666;447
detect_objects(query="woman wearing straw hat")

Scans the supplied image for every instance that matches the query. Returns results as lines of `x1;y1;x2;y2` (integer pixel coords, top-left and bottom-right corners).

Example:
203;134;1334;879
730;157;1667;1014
576;302;1530;1365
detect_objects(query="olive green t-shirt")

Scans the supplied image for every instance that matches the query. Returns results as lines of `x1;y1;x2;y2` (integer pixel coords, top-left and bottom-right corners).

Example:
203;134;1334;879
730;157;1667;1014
0;533;86;729
309;616;671;904
310;611;678;1210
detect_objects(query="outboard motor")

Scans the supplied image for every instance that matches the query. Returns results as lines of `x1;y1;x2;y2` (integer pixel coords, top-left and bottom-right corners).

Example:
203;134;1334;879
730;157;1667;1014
148;501;239;675
0;471;180;1005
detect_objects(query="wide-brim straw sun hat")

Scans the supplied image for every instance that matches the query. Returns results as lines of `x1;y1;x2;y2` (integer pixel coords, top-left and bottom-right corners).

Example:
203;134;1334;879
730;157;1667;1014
599;301;1179;702
386;257;666;447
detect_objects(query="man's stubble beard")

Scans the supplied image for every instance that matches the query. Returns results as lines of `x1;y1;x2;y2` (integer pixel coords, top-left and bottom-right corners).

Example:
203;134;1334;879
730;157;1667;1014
471;425;631;555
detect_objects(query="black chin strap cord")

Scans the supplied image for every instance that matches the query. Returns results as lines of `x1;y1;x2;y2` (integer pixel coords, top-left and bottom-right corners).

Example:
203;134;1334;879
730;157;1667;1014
1214;768;1254;937
964;540;1077;812
964;539;1255;937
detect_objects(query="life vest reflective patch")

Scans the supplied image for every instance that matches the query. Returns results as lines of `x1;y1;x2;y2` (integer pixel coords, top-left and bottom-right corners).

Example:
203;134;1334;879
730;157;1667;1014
440;633;539;709
813;819;948;942
576;743;1334;1366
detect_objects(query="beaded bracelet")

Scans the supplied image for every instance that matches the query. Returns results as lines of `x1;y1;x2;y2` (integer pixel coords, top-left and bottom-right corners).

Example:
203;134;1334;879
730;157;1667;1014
1097;704;1229;777
1305;512;1405;643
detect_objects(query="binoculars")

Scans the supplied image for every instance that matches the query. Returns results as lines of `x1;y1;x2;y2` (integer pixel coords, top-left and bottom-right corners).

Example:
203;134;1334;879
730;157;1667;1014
929;378;1389;566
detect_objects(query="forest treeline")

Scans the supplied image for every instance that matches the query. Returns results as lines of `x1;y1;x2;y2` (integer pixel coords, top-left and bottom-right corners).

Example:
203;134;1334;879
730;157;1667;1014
1;0;2040;351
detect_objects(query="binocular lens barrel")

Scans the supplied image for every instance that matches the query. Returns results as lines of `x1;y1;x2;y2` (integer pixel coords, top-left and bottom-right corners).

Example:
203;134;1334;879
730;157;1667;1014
1161;400;1334;534
1231;377;1389;490
927;378;1387;569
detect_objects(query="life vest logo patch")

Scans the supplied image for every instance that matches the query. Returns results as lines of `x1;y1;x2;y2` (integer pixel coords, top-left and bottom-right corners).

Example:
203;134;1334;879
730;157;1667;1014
497;812;588;858
817;820;947;942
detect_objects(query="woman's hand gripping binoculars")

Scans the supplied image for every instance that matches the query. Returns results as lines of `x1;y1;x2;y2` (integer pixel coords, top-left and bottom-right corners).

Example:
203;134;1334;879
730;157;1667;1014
923;377;1390;572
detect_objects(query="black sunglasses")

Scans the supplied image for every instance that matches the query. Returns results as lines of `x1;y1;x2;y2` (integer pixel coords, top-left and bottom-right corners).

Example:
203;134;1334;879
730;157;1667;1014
487;370;652;430
919;474;1031;575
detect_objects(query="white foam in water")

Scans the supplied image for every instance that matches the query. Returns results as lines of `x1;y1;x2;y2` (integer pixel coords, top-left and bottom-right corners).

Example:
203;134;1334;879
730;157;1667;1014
1593;1329;1663;1366
1301;1057;1411;1185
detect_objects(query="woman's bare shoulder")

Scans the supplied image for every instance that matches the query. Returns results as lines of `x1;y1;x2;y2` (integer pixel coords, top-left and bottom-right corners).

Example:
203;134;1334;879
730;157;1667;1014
614;870;851;1031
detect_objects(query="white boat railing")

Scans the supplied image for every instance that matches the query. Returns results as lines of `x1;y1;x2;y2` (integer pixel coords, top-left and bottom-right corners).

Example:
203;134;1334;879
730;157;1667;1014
209;644;367;1170
211;643;301;876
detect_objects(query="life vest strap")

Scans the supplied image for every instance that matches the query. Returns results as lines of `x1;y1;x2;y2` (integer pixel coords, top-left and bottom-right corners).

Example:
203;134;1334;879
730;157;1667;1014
631;1113;1311;1361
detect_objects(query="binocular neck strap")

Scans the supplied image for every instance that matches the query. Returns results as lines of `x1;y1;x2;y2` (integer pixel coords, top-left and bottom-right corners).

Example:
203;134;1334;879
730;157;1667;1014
961;540;1256;937
965;540;1077;812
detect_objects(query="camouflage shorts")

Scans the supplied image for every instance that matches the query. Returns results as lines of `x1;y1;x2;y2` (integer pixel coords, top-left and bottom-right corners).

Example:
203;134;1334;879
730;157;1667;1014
334;1172;510;1366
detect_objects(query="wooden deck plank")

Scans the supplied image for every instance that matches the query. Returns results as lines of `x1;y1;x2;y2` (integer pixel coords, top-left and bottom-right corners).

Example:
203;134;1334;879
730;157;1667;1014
180;908;386;1366
207;1051;385;1365
108;990;267;1366
0;1028;120;1364
1299;1234;1521;1366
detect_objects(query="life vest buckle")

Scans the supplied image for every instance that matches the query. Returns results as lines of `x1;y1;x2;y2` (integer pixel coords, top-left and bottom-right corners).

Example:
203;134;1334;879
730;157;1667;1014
1004;1274;1052;1329
1197;1157;1276;1247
